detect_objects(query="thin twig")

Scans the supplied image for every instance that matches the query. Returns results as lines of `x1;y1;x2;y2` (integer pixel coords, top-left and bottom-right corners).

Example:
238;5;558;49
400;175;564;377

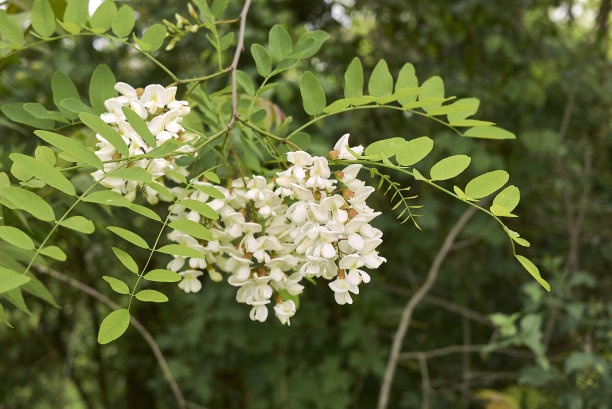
227;0;253;130
34;265;192;409
418;354;431;409
398;344;534;361
377;207;477;409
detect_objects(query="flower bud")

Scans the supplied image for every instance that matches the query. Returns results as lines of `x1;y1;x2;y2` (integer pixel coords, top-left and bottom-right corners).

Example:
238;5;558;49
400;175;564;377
209;269;223;282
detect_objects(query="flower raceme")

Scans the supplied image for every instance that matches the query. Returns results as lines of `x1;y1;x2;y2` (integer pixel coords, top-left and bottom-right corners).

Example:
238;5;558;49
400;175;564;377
90;89;384;325
91;82;195;204
166;134;386;325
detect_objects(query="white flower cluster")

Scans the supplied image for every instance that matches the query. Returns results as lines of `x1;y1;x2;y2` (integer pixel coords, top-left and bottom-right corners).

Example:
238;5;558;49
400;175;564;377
168;134;386;325
92;82;194;204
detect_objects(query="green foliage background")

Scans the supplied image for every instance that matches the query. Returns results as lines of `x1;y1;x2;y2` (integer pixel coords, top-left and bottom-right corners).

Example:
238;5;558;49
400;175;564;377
1;0;611;408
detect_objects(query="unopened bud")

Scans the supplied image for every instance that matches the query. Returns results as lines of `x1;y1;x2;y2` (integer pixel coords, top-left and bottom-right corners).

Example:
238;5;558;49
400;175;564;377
209;269;223;282
188;3;199;19
334;171;344;180
343;189;354;200
328;150;340;160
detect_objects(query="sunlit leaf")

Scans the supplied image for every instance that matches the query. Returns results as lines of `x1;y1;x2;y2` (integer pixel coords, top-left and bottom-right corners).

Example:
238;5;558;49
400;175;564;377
395;137;434;166
102;276;130;294
464;170;509;199
112;247;138;274
0;267;31;294
111;5;135;38
368;59;393;97
464;126;515;140
299;72;326;115
419;76;444;113
0;187;55;221
0;226;35;250
429;155;471;181
90;0;117;32
395;63;418;105
107;226;149;249
344;57;364;98
57;216;95;234
157;244;204;259
144;269;181;282
135;289;168;303
98;309;130;344
493;185;520;213
141;23;167;52
9;153;75;196
168;220;214;241
515;255;550;292
31;0;56;37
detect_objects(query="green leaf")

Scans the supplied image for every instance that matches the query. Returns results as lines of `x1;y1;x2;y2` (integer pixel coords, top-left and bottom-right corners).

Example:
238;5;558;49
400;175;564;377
0;226;35;250
57;216;95;234
107;226;149;249
144;181;173;201
0;187;55;221
235;70;255;96
39;246;67;261
493;185;520;213
364;137;405;159
128;204;162;222
90;0;117;31
63;0;88;30
251;44;272;77
1;103;54;129
79;112;129;157
515;255;550;292
292;30;329;58
58;20;81;35
9;153;75;196
299;72;326;116
102;276;130;294
419;76;444;113
0;267;31;294
464;170;510;199
168;220;214;241
31;0;56;37
89;64;117;114
23;103;67;123
3;288;31;315
22;275;60;308
108;167;153;182
219;32;234;50
193;0;216;36
269;24;292;61
60;98;95;115
148;140;184;158
121;106;157;147
112;247;138;274
157;244;204;259
490;205;518;218
0;11;24;46
144;269;181;282
0;303;12;327
344;57;364;98
395;136;434;166
395;63;418;105
211;0;229;16
179;199;219;219
135;289;168;303
450;119;494;127
193;184;225;199
34;130;103;170
429;155;471;181
453;185;472;201
368;59;393;97
98;309;130;344
288;132;311;150
447;98;479;123
203;171;221;184
111;5;135;38
376;87;419;105
141;23;167;53
82;190;131;207
52;71;80;120
35;146;56;166
166;170;186;184
464;126;516;140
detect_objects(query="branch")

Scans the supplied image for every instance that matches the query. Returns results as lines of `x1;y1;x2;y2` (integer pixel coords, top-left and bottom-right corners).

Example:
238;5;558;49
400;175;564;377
227;0;253;130
376;207;477;409
34;265;193;409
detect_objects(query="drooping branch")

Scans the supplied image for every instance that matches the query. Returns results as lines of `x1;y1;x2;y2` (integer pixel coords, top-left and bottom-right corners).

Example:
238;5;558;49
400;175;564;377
227;0;253;129
34;265;193;409
377;207;477;409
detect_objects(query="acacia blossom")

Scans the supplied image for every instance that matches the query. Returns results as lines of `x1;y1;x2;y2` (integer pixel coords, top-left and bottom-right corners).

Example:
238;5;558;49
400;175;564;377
168;134;386;325
91;82;195;204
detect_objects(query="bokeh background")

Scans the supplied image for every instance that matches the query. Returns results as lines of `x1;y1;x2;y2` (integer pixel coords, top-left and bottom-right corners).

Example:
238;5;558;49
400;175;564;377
1;0;611;408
